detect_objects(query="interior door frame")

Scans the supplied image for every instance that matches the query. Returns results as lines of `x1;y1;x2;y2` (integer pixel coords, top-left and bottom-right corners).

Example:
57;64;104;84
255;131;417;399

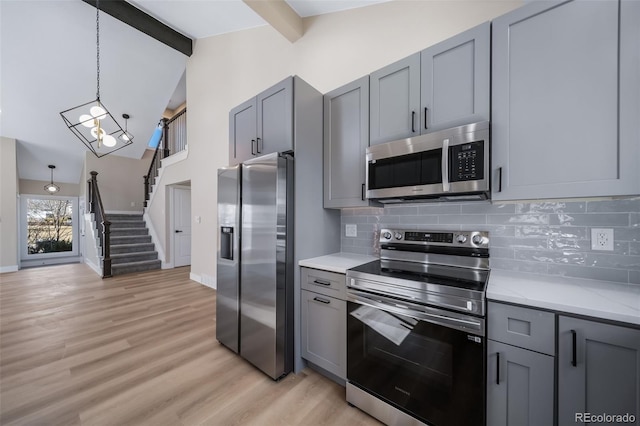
169;184;191;268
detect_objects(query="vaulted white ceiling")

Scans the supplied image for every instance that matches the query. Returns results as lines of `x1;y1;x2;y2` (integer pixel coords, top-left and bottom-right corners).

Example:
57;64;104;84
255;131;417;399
0;0;388;184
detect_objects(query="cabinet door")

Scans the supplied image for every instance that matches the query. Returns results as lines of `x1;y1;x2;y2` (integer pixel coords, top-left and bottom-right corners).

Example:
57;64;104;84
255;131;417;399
369;53;420;145
229;98;256;165
256;77;293;156
558;316;640;425
487;340;554;426
492;0;640;200
301;290;346;380
323;76;370;208
420;22;489;133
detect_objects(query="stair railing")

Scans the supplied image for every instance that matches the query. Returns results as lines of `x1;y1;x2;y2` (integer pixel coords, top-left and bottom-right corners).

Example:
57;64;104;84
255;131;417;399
143;109;187;207
88;171;112;278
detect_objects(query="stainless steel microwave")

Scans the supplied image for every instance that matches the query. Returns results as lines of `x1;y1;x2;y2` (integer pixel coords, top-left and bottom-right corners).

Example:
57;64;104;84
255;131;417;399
366;121;490;203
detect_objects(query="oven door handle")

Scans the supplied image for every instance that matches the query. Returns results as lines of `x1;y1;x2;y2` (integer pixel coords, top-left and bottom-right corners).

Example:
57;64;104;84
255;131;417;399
347;289;484;335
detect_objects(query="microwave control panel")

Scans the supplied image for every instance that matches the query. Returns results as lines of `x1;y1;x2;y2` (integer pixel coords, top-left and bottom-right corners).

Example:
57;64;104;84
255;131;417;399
450;140;484;182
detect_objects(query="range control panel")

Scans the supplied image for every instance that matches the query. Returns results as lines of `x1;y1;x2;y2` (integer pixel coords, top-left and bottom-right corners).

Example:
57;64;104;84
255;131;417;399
380;229;489;249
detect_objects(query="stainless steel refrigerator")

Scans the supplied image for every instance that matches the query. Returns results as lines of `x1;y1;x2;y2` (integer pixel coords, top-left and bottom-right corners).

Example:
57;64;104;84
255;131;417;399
216;152;294;380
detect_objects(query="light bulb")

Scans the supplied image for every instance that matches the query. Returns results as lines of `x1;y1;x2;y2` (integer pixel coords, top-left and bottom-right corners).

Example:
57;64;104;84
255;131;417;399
90;105;107;120
102;134;117;147
120;133;130;141
91;127;105;139
79;114;95;128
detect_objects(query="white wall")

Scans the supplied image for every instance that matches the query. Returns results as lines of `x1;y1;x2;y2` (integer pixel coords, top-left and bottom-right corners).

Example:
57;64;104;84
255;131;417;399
0;137;19;272
19;179;80;197
84;150;154;212
185;0;522;283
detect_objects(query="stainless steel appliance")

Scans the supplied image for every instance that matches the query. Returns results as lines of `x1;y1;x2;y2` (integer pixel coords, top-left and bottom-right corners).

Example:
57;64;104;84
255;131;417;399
366;121;490;203
345;229;490;426
216;152;294;380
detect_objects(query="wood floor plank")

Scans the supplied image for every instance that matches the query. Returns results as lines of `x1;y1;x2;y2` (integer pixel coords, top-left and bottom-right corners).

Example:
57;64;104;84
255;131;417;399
0;264;380;425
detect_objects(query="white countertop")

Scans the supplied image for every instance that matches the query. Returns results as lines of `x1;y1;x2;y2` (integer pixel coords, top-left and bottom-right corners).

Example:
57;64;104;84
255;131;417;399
488;270;640;326
299;252;378;274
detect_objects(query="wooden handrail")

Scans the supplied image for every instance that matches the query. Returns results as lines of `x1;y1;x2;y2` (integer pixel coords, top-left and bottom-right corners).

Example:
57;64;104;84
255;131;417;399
88;171;112;278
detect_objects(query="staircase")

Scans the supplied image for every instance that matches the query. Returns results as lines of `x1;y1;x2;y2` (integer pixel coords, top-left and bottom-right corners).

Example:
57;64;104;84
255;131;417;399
108;214;161;276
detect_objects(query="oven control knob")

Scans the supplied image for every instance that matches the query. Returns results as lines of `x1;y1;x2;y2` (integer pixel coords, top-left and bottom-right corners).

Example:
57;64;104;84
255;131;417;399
456;234;467;244
472;234;487;245
394;232;403;240
383;232;392;240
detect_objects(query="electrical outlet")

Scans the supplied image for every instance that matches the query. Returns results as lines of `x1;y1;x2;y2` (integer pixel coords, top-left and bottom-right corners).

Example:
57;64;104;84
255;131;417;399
345;224;358;237
591;228;614;251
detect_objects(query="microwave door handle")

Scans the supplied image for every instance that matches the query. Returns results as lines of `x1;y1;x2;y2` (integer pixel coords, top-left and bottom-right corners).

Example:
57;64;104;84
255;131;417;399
442;138;450;192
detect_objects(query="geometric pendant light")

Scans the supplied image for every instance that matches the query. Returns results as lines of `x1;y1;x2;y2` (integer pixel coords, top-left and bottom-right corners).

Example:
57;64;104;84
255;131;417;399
59;0;133;158
44;165;60;193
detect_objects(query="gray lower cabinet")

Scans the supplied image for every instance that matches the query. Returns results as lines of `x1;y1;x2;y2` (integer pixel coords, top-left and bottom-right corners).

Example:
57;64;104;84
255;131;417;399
229;76;294;165
558;316;640;426
323;76;372;208
487;340;555;426
369;53;420;145
420;21;490;133
487;302;555;426
492;0;640;200
300;289;346;380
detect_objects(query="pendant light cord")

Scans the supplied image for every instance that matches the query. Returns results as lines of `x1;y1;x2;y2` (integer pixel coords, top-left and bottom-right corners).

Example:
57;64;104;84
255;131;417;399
96;0;100;101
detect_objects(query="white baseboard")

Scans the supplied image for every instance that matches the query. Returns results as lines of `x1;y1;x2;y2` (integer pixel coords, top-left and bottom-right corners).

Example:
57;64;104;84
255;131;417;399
190;272;216;289
0;265;19;274
162;262;174;269
84;258;102;276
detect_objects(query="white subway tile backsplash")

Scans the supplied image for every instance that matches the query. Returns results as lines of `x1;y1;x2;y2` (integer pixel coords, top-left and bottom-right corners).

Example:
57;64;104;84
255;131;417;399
340;197;640;284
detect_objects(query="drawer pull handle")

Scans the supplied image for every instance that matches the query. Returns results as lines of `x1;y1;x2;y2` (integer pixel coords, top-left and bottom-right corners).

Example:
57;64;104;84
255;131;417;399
496;352;500;385
411;111;416;133
313;279;331;286
313;296;331;304
571;329;577;367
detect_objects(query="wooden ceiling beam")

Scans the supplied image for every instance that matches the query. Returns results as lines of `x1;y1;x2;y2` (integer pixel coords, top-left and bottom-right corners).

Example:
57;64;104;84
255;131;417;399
82;0;193;56
243;0;303;43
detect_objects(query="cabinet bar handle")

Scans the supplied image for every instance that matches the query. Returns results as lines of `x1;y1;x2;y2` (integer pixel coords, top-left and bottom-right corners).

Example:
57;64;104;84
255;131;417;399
256;137;262;154
313;279;331;286
496;352;500;385
251;139;256;155
571;329;577;367
361;183;366;201
498;167;503;192
411;111;416;133
424;107;428;130
313;296;331;304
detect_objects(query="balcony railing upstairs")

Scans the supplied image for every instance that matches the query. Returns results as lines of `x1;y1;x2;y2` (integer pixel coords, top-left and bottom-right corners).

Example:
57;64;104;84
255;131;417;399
144;109;187;207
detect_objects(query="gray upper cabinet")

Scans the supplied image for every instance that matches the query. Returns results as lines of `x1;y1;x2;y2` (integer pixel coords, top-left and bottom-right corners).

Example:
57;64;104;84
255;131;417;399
229;77;294;165
229;98;257;166
492;0;640;200
558;316;640;425
420;22;489;133
324;76;372;208
369;54;420;145
257;77;293;156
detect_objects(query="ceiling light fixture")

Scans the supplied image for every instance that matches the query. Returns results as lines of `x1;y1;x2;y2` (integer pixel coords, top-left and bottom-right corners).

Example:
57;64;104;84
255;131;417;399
44;165;60;193
59;0;132;158
119;114;134;142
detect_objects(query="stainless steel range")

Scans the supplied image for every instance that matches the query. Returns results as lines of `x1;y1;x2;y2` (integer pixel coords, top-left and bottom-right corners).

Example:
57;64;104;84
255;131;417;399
345;229;490;426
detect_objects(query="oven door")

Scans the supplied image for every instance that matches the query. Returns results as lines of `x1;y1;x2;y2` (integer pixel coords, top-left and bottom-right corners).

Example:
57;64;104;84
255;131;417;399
347;289;485;426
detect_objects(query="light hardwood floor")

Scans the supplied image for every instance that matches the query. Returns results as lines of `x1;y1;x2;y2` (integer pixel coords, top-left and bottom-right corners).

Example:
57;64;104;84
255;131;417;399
0;264;380;426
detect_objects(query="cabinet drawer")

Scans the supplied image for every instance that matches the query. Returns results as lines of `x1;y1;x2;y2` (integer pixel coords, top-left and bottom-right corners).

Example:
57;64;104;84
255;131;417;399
488;302;555;355
301;267;346;300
